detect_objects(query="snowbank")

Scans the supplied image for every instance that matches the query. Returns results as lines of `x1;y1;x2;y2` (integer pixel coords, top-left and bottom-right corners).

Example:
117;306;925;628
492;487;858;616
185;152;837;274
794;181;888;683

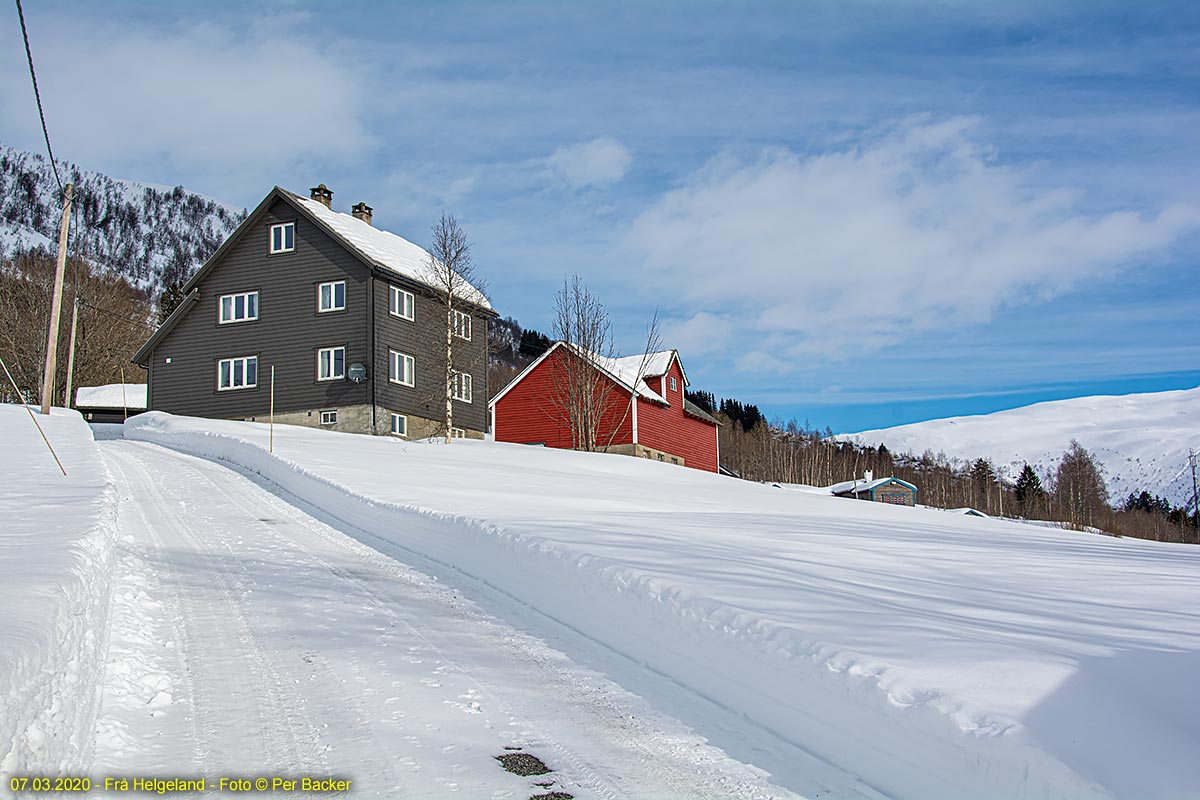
127;413;1200;800
0;407;117;787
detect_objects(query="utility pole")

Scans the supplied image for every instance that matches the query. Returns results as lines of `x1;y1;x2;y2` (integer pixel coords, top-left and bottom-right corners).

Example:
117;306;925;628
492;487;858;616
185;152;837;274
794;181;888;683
39;182;73;415
63;296;79;408
1190;450;1199;530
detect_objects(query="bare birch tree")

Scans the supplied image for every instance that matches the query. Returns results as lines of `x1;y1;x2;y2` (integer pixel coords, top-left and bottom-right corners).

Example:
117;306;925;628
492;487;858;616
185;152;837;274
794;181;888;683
549;274;618;451
426;212;486;444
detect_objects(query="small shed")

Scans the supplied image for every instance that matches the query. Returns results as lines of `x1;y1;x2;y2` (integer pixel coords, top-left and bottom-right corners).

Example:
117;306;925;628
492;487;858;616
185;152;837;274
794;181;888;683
831;474;918;506
74;383;148;423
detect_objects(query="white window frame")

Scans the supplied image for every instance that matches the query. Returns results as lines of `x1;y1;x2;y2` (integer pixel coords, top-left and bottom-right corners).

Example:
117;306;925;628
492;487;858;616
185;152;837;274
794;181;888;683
269;222;295;254
218;291;259;324
389;286;415;321
669;375;678;393
317;346;346;381
452;370;473;403
452;309;472;340
450;427;467;439
319;409;337;425
389;349;415;387
217;355;258;391
389;413;408;437
318;280;347;313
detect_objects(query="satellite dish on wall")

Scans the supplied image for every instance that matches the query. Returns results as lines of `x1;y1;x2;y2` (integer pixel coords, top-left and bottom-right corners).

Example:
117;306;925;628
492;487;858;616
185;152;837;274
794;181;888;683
348;363;367;383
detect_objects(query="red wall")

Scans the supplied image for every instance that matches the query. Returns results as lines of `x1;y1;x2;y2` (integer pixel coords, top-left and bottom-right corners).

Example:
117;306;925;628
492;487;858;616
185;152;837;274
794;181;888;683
493;347;634;449
494;349;719;473
635;357;719;472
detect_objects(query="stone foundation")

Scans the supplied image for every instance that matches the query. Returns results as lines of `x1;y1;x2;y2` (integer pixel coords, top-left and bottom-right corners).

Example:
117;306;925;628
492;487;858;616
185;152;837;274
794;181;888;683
608;442;685;467
235;404;484;440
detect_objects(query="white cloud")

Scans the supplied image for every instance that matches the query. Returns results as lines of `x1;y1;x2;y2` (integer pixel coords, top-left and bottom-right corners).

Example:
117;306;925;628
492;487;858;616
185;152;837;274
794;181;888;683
625;118;1200;368
546;137;633;189
0;14;372;185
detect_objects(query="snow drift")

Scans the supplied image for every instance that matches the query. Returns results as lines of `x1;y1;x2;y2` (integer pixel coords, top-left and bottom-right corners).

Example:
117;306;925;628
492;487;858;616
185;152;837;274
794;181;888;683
0;407;117;789
126;412;1200;800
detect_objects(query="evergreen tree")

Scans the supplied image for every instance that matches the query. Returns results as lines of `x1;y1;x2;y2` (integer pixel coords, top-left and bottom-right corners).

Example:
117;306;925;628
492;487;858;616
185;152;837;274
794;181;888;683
157;280;188;323
1014;462;1044;518
969;458;996;512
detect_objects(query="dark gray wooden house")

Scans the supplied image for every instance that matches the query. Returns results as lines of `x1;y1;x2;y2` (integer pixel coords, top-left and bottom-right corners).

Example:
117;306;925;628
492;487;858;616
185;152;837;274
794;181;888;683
133;185;494;439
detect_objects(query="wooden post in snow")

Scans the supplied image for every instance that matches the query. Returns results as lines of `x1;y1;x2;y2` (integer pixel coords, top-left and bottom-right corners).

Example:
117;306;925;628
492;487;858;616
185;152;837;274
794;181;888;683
120;364;128;420
64;296;79;408
270;365;275;453
39;183;73;415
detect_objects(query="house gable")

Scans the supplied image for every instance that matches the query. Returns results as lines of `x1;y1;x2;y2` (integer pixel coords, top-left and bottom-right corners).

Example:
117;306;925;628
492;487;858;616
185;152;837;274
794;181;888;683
139;194;373;420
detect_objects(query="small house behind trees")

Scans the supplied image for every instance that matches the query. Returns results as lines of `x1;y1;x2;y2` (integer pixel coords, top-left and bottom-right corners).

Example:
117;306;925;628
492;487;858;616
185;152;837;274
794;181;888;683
489;343;721;471
831;471;918;506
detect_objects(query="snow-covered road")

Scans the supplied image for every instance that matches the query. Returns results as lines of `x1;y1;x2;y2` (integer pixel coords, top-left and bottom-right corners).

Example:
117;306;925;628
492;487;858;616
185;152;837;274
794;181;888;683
94;440;792;799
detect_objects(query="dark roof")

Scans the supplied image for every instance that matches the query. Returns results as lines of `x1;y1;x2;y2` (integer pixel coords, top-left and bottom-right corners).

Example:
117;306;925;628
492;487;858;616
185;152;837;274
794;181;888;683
683;397;721;426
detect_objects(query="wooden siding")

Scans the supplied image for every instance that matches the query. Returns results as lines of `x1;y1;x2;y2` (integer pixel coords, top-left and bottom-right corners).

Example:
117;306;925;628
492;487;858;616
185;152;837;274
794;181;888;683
493;347;718;472
145;198;369;420
142;193;489;434
492;347;634;448
634;358;719;473
371;276;489;433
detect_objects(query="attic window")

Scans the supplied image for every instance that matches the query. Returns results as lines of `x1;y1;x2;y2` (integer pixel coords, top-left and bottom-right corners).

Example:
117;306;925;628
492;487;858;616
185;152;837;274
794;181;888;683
669;376;677;393
270;222;295;254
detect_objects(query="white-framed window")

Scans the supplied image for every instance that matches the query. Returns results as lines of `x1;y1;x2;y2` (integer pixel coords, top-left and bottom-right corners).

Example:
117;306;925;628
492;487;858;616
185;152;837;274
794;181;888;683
389;349;414;386
452;370;472;403
269;222;295;254
217;355;257;391
317;347;346;381
450;427;466;439
669;376;678;393
319;409;337;425
452;309;472;340
219;291;259;324
390;413;408;437
389;286;415;321
318;281;346;313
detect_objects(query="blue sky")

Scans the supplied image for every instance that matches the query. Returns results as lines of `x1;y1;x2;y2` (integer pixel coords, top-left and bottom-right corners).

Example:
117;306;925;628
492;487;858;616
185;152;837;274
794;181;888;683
3;1;1198;432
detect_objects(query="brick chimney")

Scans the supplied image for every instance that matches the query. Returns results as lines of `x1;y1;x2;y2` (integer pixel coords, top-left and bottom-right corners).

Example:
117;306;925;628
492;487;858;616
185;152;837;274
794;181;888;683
351;202;373;225
309;183;333;208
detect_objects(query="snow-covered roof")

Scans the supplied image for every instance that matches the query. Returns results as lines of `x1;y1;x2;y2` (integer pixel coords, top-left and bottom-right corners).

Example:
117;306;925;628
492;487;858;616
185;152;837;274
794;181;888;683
287;191;491;310
584;348;669;404
829;476;917;495
75;383;147;410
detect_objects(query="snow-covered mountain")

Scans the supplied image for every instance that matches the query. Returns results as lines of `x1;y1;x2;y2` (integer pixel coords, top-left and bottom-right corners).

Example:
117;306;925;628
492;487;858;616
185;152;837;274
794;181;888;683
841;386;1200;506
0;144;246;290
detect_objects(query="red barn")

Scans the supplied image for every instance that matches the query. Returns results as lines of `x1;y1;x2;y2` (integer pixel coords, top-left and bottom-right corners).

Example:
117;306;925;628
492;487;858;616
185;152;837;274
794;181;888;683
489;342;721;472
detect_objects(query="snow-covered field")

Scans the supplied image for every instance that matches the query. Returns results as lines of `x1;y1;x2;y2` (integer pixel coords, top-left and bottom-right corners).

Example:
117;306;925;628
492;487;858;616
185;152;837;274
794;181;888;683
0;407;117;783
839;385;1200;506
122;412;1200;800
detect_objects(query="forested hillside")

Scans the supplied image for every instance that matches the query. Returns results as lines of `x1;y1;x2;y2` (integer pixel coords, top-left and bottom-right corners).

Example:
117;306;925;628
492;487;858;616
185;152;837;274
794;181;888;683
0;144;246;291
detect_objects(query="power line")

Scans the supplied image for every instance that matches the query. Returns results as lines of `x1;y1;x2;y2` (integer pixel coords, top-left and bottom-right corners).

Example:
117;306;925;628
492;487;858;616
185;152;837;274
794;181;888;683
76;298;153;330
14;0;64;195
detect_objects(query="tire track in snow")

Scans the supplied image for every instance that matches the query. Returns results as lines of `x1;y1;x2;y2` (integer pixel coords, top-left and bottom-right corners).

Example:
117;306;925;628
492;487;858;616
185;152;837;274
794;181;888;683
151;439;629;800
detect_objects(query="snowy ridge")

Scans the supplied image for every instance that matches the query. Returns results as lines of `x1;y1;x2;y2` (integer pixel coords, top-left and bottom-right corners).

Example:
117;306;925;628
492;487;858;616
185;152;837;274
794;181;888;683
124;413;1200;799
840;386;1200;506
0;144;245;289
0;408;118;791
